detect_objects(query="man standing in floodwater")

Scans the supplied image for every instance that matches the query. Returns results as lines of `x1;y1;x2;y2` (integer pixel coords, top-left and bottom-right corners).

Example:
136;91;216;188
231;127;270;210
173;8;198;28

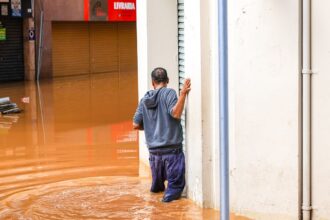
133;67;191;202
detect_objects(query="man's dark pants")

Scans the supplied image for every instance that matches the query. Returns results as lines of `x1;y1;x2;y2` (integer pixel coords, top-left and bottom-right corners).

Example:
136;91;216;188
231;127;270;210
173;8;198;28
148;147;185;202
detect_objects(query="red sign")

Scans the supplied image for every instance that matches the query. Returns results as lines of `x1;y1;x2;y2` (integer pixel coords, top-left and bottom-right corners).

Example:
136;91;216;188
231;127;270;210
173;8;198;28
84;0;136;22
108;0;136;21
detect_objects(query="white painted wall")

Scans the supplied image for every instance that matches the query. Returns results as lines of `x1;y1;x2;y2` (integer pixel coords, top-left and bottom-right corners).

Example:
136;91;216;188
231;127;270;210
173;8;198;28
311;1;330;219
185;1;302;218
147;0;179;93
228;1;300;219
136;0;179;164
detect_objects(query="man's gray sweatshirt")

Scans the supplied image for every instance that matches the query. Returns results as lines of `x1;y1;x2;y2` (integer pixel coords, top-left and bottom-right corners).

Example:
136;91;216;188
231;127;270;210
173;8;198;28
133;87;183;149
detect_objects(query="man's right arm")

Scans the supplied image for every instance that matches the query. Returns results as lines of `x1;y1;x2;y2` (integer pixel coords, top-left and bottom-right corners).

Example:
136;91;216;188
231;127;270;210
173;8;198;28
133;102;144;130
133;122;143;130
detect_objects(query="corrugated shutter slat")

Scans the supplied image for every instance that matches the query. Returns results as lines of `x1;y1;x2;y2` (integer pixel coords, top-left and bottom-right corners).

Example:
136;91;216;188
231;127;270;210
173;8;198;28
0;18;24;81
52;22;90;77
118;22;138;72
178;0;185;149
52;22;137;77
90;22;118;74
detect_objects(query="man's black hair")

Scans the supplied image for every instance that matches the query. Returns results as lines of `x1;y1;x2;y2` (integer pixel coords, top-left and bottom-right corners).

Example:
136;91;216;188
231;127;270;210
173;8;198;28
151;67;169;84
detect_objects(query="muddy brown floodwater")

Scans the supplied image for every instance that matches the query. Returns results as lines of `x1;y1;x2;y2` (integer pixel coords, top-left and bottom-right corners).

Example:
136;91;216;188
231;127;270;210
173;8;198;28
0;73;250;220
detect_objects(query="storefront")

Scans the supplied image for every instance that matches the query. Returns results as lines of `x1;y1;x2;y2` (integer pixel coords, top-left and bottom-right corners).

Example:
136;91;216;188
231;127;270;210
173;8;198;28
0;0;34;82
0;0;24;81
35;0;137;78
52;22;136;77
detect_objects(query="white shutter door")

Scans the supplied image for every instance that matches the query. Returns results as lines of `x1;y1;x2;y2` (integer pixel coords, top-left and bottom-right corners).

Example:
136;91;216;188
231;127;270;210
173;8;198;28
178;0;186;149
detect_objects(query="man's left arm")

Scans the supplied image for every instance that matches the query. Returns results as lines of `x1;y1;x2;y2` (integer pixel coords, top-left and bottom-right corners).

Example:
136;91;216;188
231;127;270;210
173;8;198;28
170;79;191;119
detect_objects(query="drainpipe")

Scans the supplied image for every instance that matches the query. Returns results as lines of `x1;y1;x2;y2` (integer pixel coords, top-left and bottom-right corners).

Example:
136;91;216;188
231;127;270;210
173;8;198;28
36;10;44;81
218;0;229;219
302;0;312;219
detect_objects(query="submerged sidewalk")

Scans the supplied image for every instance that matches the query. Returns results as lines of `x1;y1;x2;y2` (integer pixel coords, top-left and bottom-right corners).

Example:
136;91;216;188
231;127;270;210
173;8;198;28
0;73;248;219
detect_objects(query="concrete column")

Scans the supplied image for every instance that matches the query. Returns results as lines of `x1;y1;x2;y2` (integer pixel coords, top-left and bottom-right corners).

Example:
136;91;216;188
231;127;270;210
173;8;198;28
136;0;179;164
184;0;203;206
201;0;220;209
23;18;36;80
184;0;221;208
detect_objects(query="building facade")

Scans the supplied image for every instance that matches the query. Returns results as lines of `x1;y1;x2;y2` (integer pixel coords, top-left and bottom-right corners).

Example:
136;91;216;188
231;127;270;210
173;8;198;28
137;0;330;219
34;0;137;79
0;0;138;81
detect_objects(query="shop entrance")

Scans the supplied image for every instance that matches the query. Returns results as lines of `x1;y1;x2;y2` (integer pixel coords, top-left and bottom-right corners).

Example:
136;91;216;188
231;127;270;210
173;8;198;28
52;22;137;77
0;17;24;81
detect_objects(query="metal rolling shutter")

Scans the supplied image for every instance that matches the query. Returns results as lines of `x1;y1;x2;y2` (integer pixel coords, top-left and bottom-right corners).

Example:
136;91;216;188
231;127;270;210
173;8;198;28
0;18;24;81
90;22;118;74
118;22;137;72
178;1;185;88
178;0;186;147
52;22;137;77
52;22;90;77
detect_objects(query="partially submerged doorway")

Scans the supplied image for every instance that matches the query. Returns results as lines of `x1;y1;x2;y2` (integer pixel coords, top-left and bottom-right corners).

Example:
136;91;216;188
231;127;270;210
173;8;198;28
52;21;137;77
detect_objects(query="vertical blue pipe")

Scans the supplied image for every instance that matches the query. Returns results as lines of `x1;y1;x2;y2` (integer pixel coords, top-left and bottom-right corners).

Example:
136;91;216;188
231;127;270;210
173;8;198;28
218;0;229;219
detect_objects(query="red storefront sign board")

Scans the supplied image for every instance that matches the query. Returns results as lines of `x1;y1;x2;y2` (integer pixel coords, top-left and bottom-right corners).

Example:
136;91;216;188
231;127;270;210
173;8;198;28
84;0;136;22
108;0;136;21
